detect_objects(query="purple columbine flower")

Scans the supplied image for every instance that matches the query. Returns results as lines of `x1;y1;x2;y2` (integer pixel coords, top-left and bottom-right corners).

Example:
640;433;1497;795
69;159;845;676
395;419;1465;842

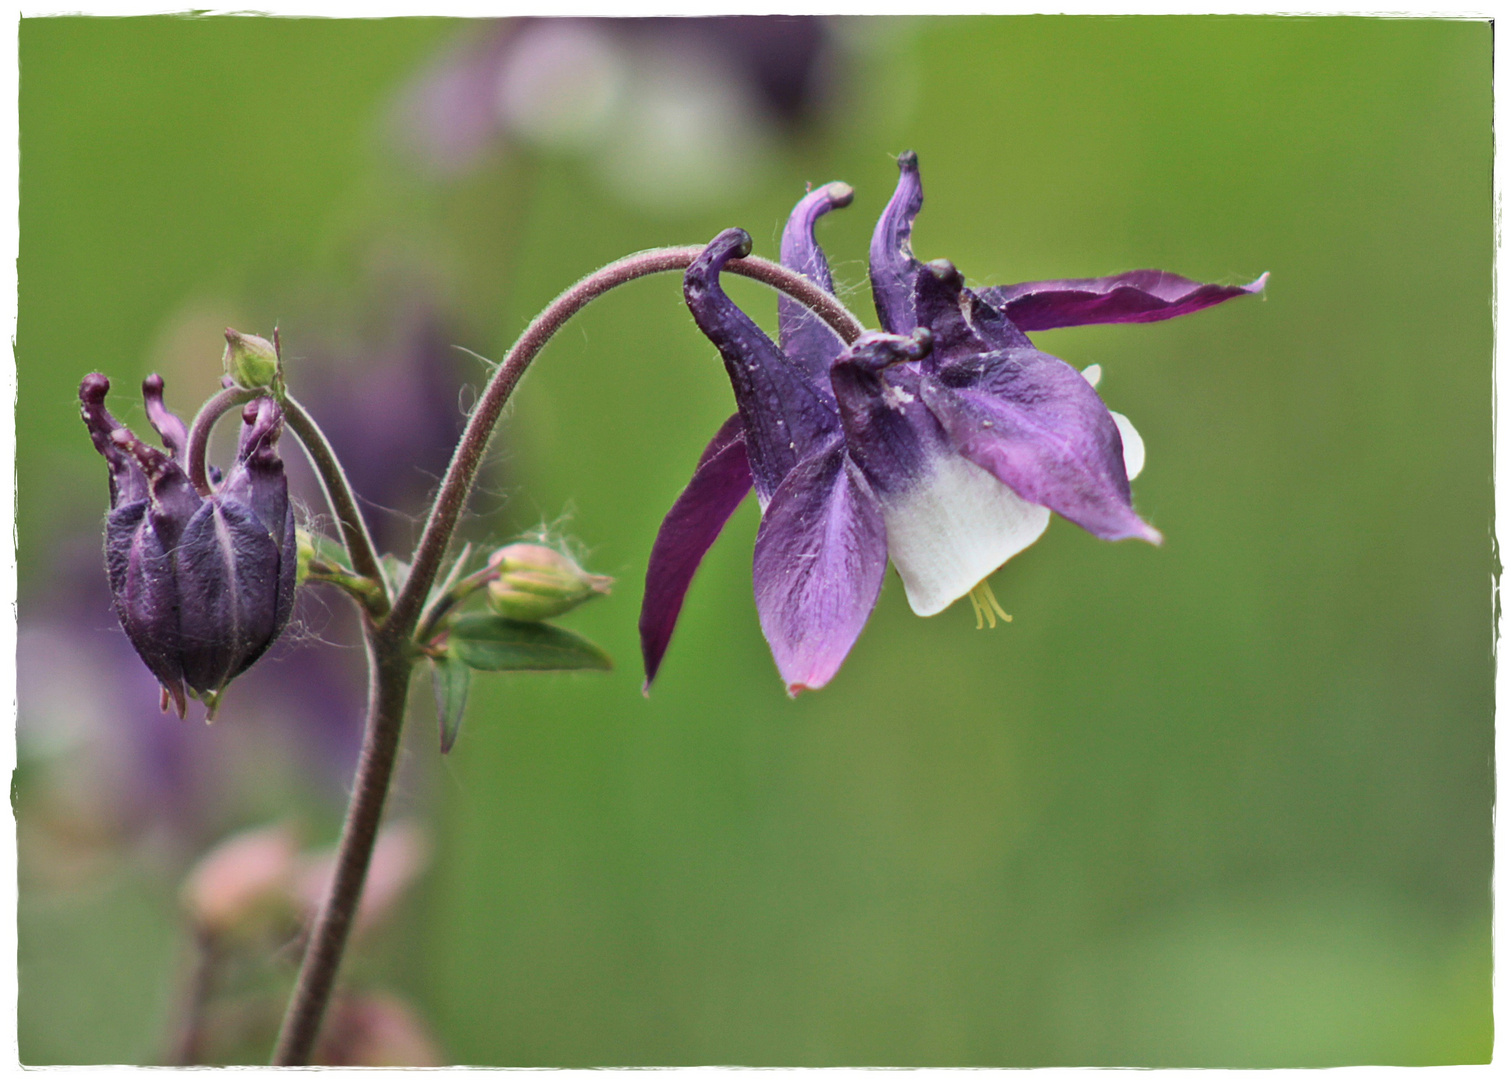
642;152;1265;696
80;374;298;717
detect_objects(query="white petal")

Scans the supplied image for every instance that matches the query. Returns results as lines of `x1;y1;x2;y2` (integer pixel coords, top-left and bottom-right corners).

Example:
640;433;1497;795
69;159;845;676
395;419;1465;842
1111;411;1145;481
880;453;1051;617
1081;363;1102;387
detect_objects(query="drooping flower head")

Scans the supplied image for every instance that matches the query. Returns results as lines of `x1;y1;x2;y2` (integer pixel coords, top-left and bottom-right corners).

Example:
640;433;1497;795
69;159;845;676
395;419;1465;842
642;152;1265;695
80;374;299;717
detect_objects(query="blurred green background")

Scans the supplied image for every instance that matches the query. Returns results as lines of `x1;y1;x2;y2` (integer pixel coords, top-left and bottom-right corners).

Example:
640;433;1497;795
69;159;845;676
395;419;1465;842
16;15;1492;1066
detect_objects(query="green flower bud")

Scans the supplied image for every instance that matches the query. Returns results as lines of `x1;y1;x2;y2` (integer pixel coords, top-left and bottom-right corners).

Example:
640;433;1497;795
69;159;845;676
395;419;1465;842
223;327;280;389
485;543;612;622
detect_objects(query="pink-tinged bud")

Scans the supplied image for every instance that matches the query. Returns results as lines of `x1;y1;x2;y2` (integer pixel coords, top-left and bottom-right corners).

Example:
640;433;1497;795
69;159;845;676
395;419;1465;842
79;375;298;717
180;823;299;936
485;543;613;622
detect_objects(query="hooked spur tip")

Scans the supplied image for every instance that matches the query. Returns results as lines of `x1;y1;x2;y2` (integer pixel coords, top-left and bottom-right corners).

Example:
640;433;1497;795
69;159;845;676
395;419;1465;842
698;228;753;268
926;258;962;286
80;372;110;402
824;181;854;208
896;149;918;172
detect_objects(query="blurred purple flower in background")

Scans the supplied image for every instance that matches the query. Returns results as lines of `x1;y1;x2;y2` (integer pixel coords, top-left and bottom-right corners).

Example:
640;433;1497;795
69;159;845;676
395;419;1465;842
643;154;1266;694
391;17;845;208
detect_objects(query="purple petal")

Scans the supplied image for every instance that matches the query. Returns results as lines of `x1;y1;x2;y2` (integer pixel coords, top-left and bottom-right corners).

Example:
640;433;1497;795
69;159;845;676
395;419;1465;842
640;414;754;691
141;374;189;459
79;374;149;507
981;270;1269;331
752;442;887;695
868;150;925;335
106;499;186;707
919;347;1161;545
219;397;298;645
684;228;841;502
778;180;853;380
175;499;284;693
221;398;290;538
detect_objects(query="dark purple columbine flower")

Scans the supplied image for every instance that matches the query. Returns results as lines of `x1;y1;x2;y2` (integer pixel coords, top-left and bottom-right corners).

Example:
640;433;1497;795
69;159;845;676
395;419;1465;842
642;152;1266;695
80;374;298;717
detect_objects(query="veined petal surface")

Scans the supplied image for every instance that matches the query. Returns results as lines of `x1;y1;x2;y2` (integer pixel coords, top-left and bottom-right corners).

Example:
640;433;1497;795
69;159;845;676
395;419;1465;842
920;350;1160;546
752;443;887;694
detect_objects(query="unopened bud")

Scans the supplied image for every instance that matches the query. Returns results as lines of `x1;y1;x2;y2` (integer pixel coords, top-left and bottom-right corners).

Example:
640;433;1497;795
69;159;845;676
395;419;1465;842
181;822;299;937
222;328;279;389
485;543;612;622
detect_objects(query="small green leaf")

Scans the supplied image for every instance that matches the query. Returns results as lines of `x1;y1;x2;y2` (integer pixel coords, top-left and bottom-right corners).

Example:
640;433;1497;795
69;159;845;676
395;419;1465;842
448;613;613;673
431;653;472;754
305;530;354;574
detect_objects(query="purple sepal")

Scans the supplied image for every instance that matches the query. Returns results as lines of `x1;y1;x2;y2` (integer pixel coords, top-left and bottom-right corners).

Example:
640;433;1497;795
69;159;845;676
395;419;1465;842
752;442;887;695
640;413;753;691
778;181;852;384
868;151;925;335
920;351;1160;545
981;270;1269;331
684;228;841;503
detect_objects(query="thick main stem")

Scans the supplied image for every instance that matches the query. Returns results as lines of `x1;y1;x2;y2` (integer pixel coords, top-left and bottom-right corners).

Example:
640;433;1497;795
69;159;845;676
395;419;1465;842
274;245;867;1064
271;628;414;1065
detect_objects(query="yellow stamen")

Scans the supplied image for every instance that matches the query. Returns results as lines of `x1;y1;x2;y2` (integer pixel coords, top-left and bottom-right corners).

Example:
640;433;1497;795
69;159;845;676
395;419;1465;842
968;580;1013;629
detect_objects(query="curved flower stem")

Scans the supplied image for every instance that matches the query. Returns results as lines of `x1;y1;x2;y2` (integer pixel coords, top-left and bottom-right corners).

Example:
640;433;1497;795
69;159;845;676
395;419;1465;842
271;627;414;1066
271;245;867;1065
184;385;258;497
388;247;866;634
282;395;389;605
